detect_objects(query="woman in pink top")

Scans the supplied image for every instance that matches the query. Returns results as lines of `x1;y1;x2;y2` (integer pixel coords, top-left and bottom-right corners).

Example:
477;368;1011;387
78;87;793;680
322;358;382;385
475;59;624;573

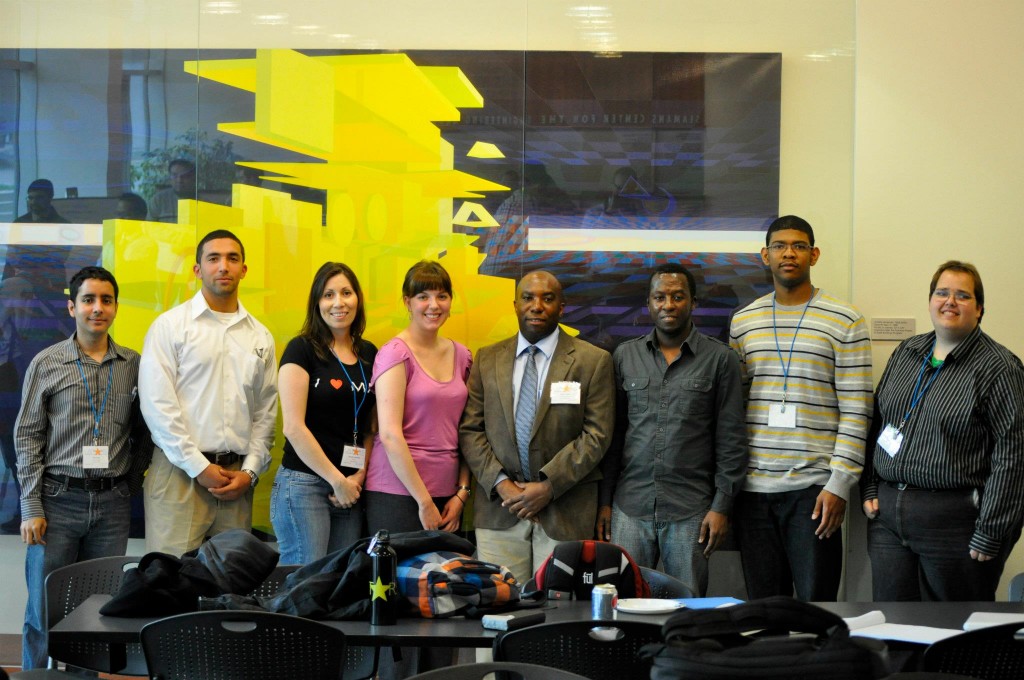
365;260;473;535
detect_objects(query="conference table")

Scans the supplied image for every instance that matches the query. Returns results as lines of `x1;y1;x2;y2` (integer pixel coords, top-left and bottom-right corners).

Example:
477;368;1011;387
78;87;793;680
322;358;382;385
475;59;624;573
49;594;1024;675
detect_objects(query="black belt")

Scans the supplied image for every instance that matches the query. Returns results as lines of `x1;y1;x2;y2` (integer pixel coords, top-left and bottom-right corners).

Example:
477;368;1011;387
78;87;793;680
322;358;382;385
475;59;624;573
882;479;935;491
44;473;124;491
882;479;972;493
202;451;240;466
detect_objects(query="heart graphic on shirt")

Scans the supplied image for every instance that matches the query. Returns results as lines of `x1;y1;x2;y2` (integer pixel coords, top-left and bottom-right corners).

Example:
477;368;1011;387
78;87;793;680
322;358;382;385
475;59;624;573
330;379;344;390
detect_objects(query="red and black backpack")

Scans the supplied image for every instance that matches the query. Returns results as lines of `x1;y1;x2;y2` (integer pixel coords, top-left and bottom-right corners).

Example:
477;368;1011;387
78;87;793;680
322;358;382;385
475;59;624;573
532;540;651;599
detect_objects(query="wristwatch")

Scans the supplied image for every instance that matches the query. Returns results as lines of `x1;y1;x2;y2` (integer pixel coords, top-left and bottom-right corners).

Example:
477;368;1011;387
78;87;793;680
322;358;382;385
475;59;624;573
457;485;472;495
241;468;259;488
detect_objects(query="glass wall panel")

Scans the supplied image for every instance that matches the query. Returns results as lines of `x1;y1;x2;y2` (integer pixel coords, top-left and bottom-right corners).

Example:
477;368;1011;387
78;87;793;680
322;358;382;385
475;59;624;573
0;1;855;541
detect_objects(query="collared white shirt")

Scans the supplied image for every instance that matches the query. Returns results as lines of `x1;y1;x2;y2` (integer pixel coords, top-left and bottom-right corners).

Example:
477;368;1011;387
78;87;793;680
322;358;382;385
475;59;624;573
512;328;560;414
139;291;277;478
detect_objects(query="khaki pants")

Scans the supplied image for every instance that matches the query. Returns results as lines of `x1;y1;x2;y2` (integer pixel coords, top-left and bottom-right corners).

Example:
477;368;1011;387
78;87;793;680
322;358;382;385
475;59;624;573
144;446;253;556
475;521;560;665
476;520;561;587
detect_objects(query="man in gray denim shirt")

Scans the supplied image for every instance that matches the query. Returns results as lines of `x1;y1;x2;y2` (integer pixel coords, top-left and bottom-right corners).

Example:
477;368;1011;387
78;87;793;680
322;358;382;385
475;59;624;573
597;263;747;596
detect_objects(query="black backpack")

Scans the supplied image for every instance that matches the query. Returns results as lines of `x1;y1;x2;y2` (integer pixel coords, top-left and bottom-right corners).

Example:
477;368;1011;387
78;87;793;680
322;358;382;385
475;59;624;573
641;596;889;679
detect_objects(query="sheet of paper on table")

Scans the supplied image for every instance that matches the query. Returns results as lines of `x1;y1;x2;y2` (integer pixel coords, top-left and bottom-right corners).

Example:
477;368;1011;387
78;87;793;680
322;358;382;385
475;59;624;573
962;612;1024;631
843;610;961;644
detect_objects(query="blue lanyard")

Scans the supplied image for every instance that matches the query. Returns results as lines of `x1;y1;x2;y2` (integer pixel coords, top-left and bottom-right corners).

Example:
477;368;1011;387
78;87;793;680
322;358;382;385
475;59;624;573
772;291;814;404
898;340;945;430
330;346;369;445
76;356;114;445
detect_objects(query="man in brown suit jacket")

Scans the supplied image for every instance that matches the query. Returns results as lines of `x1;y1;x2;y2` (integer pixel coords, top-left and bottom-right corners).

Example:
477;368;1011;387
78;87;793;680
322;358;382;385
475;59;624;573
460;270;615;583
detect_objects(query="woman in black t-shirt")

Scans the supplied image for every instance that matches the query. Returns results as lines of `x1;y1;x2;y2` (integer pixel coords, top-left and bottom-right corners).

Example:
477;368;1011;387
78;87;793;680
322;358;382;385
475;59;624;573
270;262;376;564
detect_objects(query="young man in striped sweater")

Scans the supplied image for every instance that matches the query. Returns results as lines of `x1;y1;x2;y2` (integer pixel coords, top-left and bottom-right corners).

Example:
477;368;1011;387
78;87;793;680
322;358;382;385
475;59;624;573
729;215;873;601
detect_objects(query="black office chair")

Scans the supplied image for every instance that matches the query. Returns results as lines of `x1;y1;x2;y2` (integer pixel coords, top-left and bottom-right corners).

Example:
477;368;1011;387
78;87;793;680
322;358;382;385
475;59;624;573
1007;572;1024;602
253;562;377;679
43;555;144;674
494;619;662;680
141;610;346;680
408;661;590;679
639;566;696;599
922;621;1024;679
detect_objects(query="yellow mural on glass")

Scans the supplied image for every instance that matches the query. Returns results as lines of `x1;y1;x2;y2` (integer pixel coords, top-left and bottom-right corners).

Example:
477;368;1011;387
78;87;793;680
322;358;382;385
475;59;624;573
104;48;534;532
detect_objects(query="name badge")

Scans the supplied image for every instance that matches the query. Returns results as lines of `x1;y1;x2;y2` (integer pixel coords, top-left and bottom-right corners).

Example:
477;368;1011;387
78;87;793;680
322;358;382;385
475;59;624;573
550;381;581;404
83;445;110;469
341;444;366;469
878;424;903;457
768;403;797;428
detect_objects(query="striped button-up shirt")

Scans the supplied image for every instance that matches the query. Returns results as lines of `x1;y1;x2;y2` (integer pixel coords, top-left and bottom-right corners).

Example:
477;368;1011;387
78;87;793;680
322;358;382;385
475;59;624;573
15;335;151;519
862;326;1024;555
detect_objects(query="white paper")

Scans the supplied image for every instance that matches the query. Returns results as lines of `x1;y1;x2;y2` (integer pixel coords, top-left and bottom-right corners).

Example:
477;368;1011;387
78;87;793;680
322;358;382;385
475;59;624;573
878;424;903;457
963;612;1024;631
844;611;886;630
340;444;365;469
550;381;581;404
768;403;796;428
82;445;110;469
844;610;962;644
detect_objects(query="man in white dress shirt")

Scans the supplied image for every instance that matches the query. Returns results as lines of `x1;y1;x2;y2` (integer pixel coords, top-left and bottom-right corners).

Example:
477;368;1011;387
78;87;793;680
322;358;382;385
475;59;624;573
139;229;277;555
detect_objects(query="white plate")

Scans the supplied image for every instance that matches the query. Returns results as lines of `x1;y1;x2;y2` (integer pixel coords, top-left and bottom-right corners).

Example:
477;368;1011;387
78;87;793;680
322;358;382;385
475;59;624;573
615;598;685;614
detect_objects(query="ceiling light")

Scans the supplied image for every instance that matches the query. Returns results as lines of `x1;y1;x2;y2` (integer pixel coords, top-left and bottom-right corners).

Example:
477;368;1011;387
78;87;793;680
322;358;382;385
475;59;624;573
252;13;289;26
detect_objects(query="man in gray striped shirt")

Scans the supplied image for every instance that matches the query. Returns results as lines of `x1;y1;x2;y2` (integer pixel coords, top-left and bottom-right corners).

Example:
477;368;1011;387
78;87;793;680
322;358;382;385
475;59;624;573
15;266;150;670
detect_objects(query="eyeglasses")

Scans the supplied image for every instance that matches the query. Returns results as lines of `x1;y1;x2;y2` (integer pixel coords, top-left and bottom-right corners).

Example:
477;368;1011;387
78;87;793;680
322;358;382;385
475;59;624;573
931;289;974;303
767;242;812;254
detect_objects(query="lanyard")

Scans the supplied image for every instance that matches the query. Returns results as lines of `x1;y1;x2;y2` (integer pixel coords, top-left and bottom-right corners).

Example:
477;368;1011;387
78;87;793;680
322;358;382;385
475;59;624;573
772;290;814;404
76;357;114;445
898;340;945;430
330;346;369;445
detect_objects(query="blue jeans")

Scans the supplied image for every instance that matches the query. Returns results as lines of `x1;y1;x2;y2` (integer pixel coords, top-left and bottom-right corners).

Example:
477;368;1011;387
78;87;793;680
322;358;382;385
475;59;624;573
270;466;365;566
611;505;707;596
868;482;1020;601
23;477;131;670
734;485;842;601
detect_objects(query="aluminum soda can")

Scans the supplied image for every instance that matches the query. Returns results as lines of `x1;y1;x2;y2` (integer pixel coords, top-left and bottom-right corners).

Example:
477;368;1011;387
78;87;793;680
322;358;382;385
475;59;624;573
591;583;617;620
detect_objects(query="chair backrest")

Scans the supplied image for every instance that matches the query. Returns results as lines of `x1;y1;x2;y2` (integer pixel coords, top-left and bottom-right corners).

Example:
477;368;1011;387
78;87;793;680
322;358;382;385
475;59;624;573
1008;572;1024;602
44;555;143;673
408;661;590;680
639;566;696;599
922;621;1024;679
45;555;140;629
141;610;346;680
495;619;662;680
252;563;376;678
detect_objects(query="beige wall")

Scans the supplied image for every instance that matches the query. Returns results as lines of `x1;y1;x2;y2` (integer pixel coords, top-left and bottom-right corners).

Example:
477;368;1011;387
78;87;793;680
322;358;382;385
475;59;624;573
853;0;1024;600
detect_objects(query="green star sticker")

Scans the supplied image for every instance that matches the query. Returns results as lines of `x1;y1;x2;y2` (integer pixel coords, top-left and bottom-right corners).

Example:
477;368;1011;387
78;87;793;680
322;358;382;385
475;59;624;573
369;576;391;601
